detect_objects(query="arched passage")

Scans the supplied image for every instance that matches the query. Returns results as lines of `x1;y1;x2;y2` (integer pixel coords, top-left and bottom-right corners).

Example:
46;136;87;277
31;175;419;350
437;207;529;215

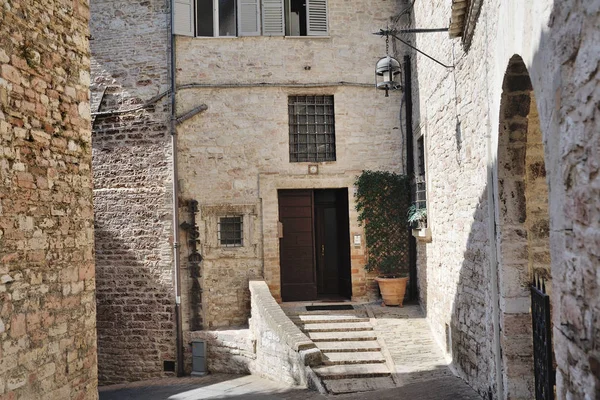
495;55;553;399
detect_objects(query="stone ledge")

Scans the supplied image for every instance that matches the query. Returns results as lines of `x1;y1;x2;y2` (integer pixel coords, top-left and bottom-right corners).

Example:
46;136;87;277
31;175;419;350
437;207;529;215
412;227;432;242
249;280;320;358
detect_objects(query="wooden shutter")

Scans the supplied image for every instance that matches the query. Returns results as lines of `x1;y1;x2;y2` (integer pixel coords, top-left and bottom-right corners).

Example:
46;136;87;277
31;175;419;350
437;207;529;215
306;0;328;36
173;0;195;36
238;0;261;36
262;0;284;36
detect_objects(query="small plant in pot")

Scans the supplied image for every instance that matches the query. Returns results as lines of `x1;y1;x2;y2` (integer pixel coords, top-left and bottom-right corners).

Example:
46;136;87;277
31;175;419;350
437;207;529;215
407;204;427;229
355;170;411;307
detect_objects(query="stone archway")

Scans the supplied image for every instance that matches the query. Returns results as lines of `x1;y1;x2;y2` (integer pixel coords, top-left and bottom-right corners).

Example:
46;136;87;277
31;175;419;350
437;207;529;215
495;55;553;399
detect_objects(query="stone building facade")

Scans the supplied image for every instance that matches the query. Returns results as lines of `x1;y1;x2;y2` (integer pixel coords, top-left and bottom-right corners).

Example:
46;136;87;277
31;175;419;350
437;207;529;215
90;0;176;385
407;0;599;398
91;0;406;384
0;0;98;399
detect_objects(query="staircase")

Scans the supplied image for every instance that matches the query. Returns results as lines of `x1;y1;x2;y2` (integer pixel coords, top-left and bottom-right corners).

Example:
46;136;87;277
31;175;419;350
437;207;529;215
288;309;396;394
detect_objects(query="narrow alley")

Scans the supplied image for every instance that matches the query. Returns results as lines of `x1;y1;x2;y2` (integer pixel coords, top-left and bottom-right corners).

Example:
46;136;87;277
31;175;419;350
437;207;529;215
99;304;482;399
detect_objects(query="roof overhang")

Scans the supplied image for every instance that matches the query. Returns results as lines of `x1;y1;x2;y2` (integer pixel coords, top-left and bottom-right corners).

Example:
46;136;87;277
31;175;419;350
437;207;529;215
449;0;483;49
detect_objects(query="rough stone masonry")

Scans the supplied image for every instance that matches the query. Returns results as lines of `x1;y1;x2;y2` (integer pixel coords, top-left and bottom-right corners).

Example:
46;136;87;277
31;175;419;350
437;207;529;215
90;0;175;385
0;0;98;399
409;0;599;398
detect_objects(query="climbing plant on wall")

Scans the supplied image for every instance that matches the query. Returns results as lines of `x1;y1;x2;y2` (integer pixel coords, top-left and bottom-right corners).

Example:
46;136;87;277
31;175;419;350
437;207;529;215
354;170;411;277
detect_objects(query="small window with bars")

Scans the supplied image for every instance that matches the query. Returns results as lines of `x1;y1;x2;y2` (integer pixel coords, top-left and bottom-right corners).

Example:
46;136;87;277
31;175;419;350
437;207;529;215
414;136;427;209
218;216;243;247
289;95;336;162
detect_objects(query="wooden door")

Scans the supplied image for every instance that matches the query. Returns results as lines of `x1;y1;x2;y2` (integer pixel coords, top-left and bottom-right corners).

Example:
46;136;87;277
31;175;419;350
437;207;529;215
315;191;339;295
278;190;317;301
336;189;352;298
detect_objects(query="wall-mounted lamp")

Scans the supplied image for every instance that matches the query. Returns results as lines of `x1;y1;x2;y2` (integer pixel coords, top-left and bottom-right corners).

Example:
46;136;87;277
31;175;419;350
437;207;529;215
376;55;402;97
375;32;402;97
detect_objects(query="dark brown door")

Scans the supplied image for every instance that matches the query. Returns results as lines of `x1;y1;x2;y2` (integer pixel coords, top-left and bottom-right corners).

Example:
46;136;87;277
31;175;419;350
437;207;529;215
336;189;352;298
315;191;340;295
278;190;317;301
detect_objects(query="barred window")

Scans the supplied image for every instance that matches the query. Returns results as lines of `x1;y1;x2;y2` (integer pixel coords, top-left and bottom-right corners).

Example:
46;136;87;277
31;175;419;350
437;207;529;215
218;216;243;247
414;136;427;210
289;95;336;162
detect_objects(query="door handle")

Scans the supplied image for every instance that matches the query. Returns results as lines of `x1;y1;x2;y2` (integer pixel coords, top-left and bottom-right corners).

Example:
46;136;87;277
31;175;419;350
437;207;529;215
321;244;325;256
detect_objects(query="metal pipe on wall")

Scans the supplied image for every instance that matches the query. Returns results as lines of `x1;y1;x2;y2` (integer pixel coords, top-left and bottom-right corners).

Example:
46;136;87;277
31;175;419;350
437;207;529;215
169;7;184;377
404;55;418;301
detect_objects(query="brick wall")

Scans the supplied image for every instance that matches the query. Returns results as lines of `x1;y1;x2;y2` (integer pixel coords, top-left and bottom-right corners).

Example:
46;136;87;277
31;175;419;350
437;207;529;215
90;0;175;385
0;0;97;399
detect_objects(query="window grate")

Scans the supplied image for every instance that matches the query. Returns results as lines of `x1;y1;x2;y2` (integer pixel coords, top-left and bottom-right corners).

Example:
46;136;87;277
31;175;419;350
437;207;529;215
413;175;427;210
413;136;427;210
218;216;243;247
289;95;336;162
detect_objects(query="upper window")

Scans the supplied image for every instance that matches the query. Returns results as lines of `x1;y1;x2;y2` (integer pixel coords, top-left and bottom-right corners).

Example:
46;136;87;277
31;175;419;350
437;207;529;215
288;95;336;162
173;0;329;37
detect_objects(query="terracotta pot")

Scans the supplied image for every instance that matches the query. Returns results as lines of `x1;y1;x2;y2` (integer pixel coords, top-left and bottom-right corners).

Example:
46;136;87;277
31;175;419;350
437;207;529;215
375;277;408;307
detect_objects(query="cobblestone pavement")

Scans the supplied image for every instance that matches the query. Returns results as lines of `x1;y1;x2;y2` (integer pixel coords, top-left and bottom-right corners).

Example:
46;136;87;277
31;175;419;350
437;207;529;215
99;303;483;400
367;303;459;386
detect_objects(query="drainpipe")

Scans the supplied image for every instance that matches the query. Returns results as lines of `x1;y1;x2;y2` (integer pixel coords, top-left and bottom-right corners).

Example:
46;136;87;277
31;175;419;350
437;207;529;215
404;55;418;301
169;8;184;378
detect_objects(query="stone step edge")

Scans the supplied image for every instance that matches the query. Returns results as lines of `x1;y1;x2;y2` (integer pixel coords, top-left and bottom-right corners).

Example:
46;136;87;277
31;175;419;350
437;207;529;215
322;353;387;365
315;342;382;352
308;332;378;342
302;326;374;333
313;364;391;380
322;376;397;394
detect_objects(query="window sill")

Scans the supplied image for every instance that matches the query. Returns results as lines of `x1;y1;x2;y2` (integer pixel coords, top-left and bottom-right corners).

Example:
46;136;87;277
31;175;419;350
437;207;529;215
284;36;330;39
192;36;239;39
190;36;331;40
412;227;431;242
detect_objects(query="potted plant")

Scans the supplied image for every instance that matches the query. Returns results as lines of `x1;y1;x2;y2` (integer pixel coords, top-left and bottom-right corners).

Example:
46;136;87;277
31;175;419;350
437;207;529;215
407;204;427;229
354;170;411;307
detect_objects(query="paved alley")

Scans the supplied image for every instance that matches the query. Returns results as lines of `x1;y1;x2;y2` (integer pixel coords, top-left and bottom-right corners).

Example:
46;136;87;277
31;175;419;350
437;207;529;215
100;304;482;400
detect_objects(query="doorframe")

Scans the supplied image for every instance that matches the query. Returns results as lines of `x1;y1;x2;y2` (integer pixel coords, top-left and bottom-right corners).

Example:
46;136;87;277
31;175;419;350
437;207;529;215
259;173;368;303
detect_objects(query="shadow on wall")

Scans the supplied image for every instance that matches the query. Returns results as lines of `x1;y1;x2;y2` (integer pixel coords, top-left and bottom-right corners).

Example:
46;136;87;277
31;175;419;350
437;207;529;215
411;0;599;399
94;214;175;384
92;97;176;385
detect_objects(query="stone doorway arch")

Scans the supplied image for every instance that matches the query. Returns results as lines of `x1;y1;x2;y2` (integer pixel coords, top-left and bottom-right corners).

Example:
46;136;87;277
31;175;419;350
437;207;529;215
495;55;553;399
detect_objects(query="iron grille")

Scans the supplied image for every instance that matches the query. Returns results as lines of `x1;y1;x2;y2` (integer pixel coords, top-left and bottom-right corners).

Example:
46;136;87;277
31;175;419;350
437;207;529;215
413;175;427;210
412;136;427;211
218;216;243;247
531;276;555;400
289;95;336;162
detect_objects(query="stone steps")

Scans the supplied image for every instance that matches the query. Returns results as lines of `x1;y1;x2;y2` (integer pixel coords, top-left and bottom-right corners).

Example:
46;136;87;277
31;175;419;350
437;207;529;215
316;340;382;353
307;330;378;342
323;376;397;394
323;351;386;365
313;363;390;379
293;315;370;324
285;308;396;395
301;322;374;332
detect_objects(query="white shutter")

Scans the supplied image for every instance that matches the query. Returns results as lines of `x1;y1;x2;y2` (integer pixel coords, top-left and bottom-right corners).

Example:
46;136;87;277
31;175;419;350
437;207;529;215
262;0;284;36
173;0;195;36
238;0;261;36
306;0;328;36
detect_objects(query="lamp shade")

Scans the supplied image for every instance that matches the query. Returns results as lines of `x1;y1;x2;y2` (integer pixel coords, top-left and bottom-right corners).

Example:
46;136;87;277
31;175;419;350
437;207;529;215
375;56;402;96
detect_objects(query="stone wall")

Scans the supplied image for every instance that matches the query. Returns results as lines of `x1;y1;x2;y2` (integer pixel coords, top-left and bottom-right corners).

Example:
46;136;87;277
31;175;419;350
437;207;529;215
176;0;406;330
185;329;254;375
248;281;322;388
90;0;175;385
0;0;97;399
183;281;322;388
548;2;599;398
410;0;599;398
